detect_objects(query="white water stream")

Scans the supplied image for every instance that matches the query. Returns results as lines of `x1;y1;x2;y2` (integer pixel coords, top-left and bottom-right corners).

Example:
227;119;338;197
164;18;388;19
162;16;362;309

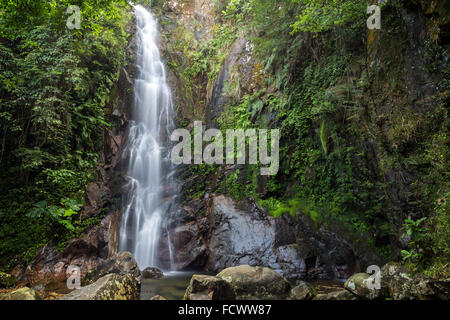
119;5;177;271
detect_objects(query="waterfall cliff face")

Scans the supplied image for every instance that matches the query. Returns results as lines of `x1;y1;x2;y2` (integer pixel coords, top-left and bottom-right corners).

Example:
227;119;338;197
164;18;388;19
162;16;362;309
119;5;178;271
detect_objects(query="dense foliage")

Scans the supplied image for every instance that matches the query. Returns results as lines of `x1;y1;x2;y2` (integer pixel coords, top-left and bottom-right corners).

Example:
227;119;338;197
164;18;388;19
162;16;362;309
0;0;131;270
181;0;449;277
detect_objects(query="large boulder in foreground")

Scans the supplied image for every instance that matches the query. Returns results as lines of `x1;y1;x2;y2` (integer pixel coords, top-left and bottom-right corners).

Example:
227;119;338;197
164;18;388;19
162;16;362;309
380;262;450;300
217;265;291;300
380;263;415;300
60;273;140;300
184;275;236;300
0;287;41;300
83;252;141;285
344;273;383;300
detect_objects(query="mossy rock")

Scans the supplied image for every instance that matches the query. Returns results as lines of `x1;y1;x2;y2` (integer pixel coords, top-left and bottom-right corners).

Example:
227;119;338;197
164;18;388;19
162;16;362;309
313;290;357;300
59;273;140;300
0;272;17;289
344;273;383;300
0;287;41;300
184;275;236;300
83;251;141;286
289;281;317;300
217;265;291;300
380;262;449;300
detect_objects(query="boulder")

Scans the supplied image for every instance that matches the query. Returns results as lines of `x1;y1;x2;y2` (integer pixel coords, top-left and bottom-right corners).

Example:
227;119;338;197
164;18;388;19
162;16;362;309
184;275;235;300
344;273;383;300
380;262;449;300
83;252;141;285
59;274;140;300
150;295;167;300
380;263;416;300
289;281;316;300
0;287;41;300
217;265;291;300
0;272;17;288
313;290;357;300
425;278;450;300
142;267;164;280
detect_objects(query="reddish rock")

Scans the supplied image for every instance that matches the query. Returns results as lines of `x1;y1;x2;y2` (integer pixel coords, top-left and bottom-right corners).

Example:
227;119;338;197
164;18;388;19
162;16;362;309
80;182;111;219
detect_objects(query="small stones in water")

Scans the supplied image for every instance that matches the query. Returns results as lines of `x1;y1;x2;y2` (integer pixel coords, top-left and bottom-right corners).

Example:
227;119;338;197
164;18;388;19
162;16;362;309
142;267;164;280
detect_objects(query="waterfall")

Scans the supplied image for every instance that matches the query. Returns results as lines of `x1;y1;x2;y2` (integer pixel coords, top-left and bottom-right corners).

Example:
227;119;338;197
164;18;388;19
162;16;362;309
119;5;178;271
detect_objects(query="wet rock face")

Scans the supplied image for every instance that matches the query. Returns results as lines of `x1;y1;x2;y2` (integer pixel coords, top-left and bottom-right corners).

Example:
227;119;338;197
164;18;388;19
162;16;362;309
204;195;355;281
207;36;253;125
295;215;357;280
206;196;279;273
157;205;209;271
59;273;140;300
165;0;216;31
157;0;218;122
211;35;267;124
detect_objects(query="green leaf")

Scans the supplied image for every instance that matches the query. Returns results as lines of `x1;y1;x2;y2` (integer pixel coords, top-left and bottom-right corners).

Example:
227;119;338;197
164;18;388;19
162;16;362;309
58;219;75;231
63;208;77;217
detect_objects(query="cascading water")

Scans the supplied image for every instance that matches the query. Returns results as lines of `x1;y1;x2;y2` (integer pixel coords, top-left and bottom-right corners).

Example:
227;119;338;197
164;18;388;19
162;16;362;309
119;5;178;271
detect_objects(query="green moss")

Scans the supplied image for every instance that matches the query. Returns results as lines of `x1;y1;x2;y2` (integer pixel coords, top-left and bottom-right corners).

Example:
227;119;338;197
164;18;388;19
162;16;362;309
0;272;17;289
161;18;238;120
